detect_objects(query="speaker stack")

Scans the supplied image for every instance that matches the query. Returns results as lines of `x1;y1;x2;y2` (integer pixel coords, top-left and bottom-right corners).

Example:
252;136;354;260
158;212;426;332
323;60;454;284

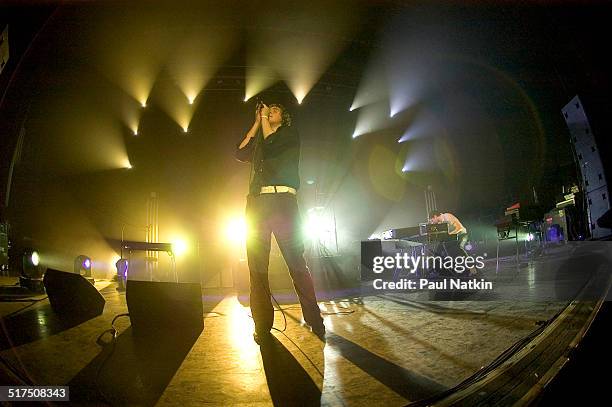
562;95;611;239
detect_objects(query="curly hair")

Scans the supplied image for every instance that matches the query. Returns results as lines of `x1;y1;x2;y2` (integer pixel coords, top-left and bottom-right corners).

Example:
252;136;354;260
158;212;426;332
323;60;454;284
269;103;292;127
429;211;442;219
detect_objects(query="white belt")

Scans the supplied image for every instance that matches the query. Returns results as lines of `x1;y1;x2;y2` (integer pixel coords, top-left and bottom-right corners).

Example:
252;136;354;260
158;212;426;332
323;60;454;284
260;185;296;195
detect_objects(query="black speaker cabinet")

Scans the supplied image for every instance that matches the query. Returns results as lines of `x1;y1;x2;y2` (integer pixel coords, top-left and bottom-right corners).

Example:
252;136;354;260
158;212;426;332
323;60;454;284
126;280;204;337
43;268;105;318
562;95;611;238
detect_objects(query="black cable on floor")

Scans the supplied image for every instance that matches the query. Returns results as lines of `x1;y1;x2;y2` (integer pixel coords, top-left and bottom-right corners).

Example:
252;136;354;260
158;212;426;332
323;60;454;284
0;297;49;319
93;313;130;406
270;292;288;332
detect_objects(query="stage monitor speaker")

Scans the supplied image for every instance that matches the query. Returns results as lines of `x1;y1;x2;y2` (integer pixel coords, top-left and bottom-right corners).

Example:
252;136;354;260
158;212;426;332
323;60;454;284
361;240;397;281
361;240;381;281
126;280;204;337
43;269;105;318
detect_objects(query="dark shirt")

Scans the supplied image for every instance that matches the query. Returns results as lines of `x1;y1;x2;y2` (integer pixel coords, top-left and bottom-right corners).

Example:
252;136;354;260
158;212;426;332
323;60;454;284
235;125;301;196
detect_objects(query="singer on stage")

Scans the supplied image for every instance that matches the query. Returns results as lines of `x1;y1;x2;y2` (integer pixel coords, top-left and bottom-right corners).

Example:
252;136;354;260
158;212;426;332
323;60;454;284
235;102;325;344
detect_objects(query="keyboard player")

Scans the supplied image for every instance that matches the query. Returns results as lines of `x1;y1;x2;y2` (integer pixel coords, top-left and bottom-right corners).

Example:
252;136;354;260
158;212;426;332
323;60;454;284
429;211;476;275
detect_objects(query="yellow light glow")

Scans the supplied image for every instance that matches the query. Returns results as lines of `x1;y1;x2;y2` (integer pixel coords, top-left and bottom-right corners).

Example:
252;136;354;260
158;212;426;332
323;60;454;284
167;24;237;114
286;81;310;105
245;66;277;103
141;101;147;108
226;217;247;244
120;157;132;169
248;0;360;114
228;300;259;370
133;129;138;136
111;254;121;271
153;80;195;135
171;238;188;257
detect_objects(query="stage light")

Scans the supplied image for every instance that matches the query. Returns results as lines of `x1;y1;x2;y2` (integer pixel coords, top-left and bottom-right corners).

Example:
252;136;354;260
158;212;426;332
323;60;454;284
305;211;324;240
74;255;92;277
20;248;44;292
120;156;133;170
183;127;189;133
171;238;188;257
22;249;41;278
133;130;138;136
527;233;534;242
350;61;388;111
141;102;147;108
304;207;336;250
351;101;391;138
226;217;247;244
31;251;40;266
293;89;306;104
245;65;278;104
116;259;128;276
115;258;128;291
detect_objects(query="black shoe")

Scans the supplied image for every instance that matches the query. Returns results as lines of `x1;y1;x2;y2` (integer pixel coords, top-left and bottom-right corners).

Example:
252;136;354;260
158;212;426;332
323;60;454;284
253;331;272;345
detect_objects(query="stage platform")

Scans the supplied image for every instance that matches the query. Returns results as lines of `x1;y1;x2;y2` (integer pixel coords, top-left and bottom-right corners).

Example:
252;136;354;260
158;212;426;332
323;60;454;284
0;242;610;406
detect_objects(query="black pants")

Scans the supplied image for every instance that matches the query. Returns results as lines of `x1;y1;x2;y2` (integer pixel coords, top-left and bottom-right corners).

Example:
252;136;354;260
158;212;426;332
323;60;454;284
456;232;469;257
432;232;470;276
246;193;323;334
